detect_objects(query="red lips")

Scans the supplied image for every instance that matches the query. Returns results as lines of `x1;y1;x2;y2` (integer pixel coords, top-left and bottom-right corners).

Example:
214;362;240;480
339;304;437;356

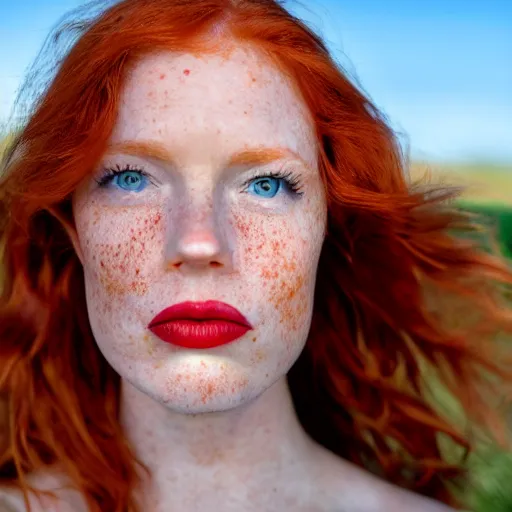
147;300;253;349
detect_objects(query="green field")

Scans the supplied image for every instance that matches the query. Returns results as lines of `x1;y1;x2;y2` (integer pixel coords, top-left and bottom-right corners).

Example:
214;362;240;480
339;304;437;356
411;162;512;259
411;161;512;206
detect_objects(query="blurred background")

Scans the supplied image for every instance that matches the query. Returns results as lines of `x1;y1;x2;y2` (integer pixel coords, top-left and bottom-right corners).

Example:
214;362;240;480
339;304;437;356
0;2;511;509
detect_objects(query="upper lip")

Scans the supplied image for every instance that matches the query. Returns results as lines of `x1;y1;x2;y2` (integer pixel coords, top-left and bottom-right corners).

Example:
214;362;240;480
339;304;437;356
148;300;252;328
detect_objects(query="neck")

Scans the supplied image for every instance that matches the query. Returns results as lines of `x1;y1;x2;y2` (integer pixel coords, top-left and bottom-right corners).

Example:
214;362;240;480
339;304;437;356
120;377;315;509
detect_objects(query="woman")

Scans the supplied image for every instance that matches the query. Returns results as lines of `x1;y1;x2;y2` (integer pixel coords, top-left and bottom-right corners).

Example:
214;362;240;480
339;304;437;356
0;0;511;510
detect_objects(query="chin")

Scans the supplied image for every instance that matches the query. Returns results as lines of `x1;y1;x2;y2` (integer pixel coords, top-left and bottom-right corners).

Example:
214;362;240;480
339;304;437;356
160;394;249;415
123;357;270;414
152;379;260;415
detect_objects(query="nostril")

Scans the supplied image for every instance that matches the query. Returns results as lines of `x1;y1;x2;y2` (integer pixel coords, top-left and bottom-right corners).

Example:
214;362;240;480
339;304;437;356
210;261;223;268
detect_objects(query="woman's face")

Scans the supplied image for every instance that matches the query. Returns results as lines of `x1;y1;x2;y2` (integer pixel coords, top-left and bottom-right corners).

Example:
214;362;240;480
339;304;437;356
73;45;327;413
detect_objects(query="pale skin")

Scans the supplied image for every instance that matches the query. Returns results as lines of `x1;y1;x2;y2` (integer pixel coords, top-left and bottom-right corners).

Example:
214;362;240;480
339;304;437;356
0;45;455;511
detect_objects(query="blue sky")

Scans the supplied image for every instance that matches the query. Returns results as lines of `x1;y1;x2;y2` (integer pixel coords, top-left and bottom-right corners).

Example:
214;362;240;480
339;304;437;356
0;0;510;163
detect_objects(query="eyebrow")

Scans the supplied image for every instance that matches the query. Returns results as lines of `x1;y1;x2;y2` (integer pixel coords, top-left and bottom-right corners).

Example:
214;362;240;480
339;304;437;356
106;140;311;170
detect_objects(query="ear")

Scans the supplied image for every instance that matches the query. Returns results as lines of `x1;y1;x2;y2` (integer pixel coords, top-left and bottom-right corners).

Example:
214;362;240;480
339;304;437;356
47;207;84;265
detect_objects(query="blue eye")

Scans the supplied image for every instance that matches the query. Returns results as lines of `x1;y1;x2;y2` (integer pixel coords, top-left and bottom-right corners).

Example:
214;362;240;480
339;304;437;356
114;171;148;192
247;177;283;198
96;166;151;192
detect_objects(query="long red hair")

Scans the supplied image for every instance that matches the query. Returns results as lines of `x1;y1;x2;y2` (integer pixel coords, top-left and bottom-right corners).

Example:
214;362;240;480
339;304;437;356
1;0;511;510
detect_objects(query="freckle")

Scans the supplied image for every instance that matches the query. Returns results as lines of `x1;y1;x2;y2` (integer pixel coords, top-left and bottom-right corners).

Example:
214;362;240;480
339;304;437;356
183;69;190;76
252;337;257;342
243;110;248;115
136;268;140;275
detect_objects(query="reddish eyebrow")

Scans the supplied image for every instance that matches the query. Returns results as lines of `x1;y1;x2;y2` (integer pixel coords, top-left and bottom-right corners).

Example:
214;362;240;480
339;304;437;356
227;147;307;168
106;141;310;169
107;140;172;161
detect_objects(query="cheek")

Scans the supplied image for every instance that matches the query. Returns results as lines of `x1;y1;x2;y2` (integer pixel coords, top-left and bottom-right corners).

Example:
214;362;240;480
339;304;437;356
260;240;309;333
234;206;323;336
76;204;164;298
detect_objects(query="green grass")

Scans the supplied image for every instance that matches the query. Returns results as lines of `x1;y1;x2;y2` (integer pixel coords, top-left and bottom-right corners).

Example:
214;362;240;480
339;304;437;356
467;449;512;512
457;201;512;259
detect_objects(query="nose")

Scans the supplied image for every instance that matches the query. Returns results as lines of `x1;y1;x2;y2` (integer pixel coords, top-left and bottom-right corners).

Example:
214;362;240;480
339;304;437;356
164;200;234;272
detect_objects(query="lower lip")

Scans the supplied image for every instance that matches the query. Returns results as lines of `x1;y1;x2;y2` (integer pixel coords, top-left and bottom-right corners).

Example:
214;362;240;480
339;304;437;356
148;320;250;349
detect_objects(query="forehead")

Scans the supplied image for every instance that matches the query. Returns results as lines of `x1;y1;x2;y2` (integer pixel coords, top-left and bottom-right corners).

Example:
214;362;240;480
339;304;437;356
111;46;317;168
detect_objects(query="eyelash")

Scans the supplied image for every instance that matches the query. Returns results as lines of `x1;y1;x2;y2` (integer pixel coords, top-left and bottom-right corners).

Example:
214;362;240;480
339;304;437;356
95;164;304;196
242;170;304;196
95;163;153;187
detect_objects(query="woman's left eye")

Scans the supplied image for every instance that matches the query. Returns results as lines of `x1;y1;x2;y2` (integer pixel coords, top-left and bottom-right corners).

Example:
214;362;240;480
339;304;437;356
245;171;303;199
114;171;148;192
247;177;283;198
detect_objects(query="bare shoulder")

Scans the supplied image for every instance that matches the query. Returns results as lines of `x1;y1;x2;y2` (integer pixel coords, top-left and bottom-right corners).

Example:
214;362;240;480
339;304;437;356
371;480;457;512
0;472;87;512
306;441;459;512
0;488;27;512
0;484;60;512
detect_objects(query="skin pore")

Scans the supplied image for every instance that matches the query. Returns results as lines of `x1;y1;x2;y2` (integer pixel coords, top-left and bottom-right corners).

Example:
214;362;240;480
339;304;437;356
1;45;454;511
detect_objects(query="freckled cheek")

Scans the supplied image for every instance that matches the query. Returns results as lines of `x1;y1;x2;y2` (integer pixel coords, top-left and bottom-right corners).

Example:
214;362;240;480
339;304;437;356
259;246;313;336
77;207;165;297
233;213;319;336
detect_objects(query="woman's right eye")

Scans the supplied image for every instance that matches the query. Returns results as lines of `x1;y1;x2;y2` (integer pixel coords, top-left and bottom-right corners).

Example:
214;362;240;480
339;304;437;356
97;167;151;193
